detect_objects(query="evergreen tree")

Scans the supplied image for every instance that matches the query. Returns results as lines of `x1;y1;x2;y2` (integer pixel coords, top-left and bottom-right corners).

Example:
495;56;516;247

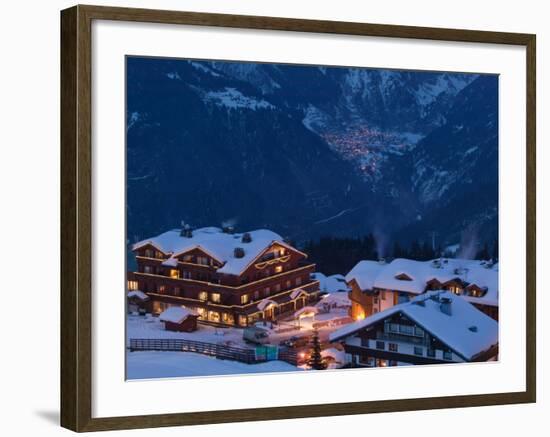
409;240;422;260
491;238;499;261
476;242;491;260
392;241;406;258
307;330;327;370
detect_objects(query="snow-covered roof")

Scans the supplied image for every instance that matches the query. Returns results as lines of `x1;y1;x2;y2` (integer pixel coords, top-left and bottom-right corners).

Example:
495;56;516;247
127;290;149;301
294;306;318;318
133;227;288;275
346;258;498;306
290;289;308;300
159;306;198;324
345;261;387;291
318;292;351;307
330;290;498;361
257;299;277;311
313;273;350;293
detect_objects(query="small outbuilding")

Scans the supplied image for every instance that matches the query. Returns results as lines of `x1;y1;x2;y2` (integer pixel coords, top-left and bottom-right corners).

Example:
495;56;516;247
127;290;150;314
159;306;199;332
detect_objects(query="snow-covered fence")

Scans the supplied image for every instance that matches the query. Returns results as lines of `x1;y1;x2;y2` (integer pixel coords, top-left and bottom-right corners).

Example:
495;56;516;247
313;316;354;330
129;338;299;366
129;338;257;364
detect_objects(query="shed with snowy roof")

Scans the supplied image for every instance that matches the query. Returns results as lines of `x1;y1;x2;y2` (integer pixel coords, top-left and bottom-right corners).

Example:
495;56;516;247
159;306;199;332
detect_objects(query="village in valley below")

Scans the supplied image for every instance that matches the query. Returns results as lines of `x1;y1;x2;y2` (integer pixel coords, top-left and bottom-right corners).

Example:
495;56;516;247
126;225;499;379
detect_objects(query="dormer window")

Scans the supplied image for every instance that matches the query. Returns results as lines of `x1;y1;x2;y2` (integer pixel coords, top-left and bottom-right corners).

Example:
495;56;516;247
448;285;462;295
395;273;413;281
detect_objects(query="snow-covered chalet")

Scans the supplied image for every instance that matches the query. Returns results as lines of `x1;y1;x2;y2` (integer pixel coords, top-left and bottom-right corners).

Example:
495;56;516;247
330;290;499;367
127;226;320;327
346;258;499;322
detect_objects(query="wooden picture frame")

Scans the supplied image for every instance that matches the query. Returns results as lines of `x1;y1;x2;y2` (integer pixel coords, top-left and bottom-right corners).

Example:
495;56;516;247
60;4;536;432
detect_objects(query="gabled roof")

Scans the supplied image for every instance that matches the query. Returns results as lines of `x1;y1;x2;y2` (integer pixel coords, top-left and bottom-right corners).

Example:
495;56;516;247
159;306;198;324
345;258;498;306
127;290;149;301
345;260;387;291
329;291;498;361
133;227;287;275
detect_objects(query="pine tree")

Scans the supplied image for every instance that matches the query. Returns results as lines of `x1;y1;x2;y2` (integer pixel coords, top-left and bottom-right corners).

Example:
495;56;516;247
307;330;327;370
491;238;499;261
476;242;491;260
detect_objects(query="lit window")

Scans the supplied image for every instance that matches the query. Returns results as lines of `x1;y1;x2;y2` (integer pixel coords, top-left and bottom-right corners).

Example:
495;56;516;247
197;256;209;266
222;313;234;325
127;280;138;291
198;291;208;301
449;286;462;295
196;307;206;319
275;265;283;273
210;292;221;303
169;269;179;279
158;285;166;294
238;315;248;326
208;311;220;323
240;294;249;305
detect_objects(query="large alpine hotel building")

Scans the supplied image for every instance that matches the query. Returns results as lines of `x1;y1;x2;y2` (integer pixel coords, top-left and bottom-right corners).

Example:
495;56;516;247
127;226;320;327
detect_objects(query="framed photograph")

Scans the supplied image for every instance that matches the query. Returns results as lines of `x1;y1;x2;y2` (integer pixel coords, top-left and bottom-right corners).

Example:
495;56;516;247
60;4;536;432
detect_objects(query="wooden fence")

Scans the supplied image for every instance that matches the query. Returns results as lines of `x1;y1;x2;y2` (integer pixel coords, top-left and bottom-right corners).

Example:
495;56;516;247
129;338;298;366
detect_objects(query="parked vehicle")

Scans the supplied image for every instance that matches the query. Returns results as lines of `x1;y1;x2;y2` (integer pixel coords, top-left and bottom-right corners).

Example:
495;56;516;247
280;334;311;349
243;326;270;345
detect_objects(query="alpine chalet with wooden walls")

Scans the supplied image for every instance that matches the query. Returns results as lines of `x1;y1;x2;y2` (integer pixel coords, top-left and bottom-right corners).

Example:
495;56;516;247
346;258;499;322
330;290;499;367
127;226;320;327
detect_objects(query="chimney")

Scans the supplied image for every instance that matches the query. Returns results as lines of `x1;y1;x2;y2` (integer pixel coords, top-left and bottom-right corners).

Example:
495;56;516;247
234;247;245;258
222;225;235;234
180;223;193;238
242;232;252;243
440;296;452;316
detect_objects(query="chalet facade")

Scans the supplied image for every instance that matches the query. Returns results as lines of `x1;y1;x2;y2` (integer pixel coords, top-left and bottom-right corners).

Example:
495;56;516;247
127;226;320;327
330;291;499;367
346;258;499;322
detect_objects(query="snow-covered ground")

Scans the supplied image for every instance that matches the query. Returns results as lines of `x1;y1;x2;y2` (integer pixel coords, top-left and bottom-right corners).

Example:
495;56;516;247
126;273;355;378
127;314;249;347
127;351;301;379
